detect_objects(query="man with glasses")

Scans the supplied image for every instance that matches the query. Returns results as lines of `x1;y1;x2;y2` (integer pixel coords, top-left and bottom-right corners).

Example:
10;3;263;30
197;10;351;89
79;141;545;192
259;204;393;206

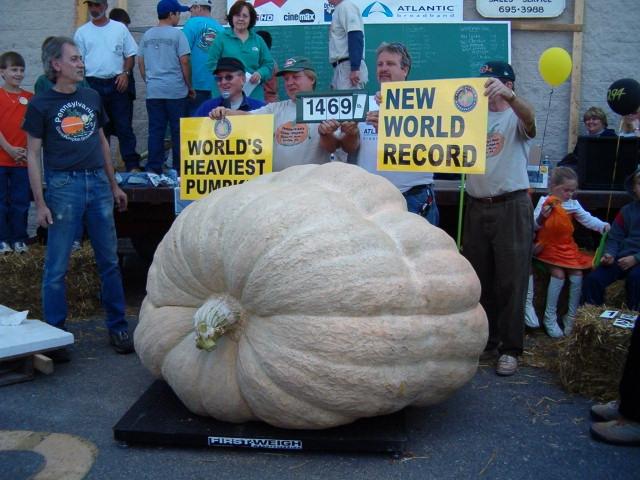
138;0;194;175
183;0;222;115
209;57;354;171
462;60;536;377
193;57;265;117
74;0;141;171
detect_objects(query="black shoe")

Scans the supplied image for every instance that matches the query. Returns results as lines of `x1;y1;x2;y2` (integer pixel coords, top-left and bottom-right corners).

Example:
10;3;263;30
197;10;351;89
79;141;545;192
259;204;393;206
47;347;71;364
109;330;135;354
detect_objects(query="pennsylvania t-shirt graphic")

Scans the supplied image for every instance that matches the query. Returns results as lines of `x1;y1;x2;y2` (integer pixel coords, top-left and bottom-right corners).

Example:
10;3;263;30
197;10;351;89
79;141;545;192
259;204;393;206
54;101;97;142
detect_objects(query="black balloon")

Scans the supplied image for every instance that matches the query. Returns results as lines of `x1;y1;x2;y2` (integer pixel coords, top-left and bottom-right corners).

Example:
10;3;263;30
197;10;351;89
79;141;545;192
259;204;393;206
607;78;640;115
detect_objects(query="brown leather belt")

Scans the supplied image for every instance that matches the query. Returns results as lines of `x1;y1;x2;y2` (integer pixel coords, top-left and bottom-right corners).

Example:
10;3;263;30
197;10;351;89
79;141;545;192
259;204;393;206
470;189;528;204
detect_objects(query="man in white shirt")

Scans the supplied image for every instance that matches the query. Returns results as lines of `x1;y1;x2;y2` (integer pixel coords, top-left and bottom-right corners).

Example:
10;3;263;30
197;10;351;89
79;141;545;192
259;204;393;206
74;0;141;171
328;0;368;90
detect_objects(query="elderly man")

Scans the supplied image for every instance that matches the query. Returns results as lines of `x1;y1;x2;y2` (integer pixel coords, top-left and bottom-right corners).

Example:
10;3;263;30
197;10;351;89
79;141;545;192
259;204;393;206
182;0;222;115
328;0;368;90
209;57;356;171
340;42;439;225
74;0;141;171
194;57;264;116
23;37;133;360
463;60;536;377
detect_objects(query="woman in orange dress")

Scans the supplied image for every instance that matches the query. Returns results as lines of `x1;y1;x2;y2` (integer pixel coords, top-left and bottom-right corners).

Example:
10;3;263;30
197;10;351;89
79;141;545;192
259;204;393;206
534;167;610;337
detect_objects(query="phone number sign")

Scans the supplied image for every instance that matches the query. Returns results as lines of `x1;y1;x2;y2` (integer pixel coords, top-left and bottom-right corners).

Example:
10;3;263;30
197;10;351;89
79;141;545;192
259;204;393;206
476;0;565;18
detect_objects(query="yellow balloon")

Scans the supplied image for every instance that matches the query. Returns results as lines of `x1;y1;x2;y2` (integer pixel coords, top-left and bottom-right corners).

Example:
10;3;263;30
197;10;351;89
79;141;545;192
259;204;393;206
538;47;573;87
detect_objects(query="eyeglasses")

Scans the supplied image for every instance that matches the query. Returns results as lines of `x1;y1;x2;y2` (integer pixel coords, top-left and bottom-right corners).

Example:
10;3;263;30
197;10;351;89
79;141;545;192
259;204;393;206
214;73;241;82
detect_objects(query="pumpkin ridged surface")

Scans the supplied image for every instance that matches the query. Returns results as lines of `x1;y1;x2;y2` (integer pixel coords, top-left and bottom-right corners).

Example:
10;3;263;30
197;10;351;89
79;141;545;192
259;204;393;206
135;162;488;429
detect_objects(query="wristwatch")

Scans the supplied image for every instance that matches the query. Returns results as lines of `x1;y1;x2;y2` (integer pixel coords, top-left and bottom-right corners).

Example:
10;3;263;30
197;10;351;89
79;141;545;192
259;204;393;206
507;89;516;103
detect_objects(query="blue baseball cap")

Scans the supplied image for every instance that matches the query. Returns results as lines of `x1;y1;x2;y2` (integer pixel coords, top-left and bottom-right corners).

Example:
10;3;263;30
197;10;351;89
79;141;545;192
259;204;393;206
157;0;189;15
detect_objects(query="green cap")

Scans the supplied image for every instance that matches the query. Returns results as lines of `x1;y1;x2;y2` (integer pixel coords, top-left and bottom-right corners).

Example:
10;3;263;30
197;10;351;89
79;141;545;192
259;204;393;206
276;56;315;76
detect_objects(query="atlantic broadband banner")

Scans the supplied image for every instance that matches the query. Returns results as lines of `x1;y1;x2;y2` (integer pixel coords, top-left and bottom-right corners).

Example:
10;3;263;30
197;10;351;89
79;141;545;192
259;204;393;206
228;1;463;26
377;78;487;174
180;116;273;200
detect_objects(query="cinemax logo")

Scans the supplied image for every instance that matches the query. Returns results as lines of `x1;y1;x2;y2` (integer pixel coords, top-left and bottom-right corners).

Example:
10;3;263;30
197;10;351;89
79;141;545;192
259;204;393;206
208;436;303;449
284;9;316;23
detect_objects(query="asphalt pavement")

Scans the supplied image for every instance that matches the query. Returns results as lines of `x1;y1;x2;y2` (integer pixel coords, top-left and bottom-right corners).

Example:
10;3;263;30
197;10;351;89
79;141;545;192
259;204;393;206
2;253;639;480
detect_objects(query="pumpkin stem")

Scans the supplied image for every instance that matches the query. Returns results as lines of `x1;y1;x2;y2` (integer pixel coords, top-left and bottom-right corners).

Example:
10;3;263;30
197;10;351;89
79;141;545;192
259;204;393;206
193;295;243;352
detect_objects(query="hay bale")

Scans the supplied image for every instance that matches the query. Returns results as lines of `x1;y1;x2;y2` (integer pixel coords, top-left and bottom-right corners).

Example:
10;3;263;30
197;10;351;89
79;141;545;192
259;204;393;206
555;305;632;402
0;244;102;320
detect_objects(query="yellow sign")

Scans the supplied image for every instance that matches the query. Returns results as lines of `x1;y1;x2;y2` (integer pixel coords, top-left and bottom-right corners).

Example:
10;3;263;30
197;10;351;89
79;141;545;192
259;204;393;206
180;115;274;200
377;78;487;174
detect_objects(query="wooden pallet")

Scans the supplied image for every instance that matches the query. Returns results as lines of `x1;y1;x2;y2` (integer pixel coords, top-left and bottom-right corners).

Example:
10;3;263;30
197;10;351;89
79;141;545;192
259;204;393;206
0;353;54;386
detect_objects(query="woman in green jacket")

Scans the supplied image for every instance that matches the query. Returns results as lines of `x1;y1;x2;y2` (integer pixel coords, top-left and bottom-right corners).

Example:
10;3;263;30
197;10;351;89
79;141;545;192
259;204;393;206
206;1;274;101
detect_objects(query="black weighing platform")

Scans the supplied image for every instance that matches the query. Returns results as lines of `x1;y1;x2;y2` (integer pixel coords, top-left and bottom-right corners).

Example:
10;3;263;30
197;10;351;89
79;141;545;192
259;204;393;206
114;380;408;456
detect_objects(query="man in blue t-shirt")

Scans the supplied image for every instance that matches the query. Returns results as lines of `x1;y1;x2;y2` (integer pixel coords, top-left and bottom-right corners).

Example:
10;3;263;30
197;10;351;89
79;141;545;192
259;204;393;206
182;0;222;115
24;36;133;360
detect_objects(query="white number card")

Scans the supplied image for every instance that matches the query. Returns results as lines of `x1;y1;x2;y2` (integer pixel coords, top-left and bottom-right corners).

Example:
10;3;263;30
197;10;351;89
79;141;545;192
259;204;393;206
296;91;368;123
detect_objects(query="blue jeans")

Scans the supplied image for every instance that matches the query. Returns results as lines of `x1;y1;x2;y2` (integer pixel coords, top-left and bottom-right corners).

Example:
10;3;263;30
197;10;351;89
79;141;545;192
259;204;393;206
42;169;127;333
146;97;188;176
87;77;141;170
583;262;640;311
0;166;30;243
403;184;440;226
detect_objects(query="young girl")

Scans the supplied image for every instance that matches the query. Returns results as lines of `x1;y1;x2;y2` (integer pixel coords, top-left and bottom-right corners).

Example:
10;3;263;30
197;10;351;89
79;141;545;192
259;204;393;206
534;167;610;337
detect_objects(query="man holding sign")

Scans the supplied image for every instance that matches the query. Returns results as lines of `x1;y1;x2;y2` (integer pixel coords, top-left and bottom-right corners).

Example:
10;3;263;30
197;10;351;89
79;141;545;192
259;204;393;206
194;57;265;116
463;61;536;377
209;57;354;171
341;42;439;225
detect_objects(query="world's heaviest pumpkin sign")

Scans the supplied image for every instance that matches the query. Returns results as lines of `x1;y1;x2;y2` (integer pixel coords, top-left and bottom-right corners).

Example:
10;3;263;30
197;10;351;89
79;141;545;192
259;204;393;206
377;78;488;174
180;115;274;200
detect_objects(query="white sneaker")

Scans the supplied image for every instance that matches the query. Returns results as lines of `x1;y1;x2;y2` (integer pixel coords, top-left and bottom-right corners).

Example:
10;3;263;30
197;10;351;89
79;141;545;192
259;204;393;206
13;241;28;254
0;241;12;254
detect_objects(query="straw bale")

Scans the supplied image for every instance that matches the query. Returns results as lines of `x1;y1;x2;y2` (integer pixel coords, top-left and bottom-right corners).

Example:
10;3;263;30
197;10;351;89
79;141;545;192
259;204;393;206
555;305;632;402
524;274;632;401
0;244;102;320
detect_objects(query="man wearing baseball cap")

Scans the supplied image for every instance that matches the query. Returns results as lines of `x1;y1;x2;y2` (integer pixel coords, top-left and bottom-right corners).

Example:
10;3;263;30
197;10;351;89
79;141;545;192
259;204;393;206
183;0;222;115
193;57;265;116
463;60;537;377
138;0;193;175
209;56;355;171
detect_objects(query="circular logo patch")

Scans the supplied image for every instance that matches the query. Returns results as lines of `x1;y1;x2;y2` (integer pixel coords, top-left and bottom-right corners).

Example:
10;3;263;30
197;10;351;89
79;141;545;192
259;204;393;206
454;85;478;113
214;118;232;139
54;101;97;142
275;122;309;146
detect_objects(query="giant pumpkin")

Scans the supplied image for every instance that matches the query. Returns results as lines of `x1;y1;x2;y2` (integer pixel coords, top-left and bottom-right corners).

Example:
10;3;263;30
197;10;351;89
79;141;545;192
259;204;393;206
135;162;487;429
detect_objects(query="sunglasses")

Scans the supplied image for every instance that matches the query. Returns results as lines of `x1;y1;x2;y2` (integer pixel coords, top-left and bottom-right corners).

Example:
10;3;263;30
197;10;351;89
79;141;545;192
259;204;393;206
214;73;241;82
